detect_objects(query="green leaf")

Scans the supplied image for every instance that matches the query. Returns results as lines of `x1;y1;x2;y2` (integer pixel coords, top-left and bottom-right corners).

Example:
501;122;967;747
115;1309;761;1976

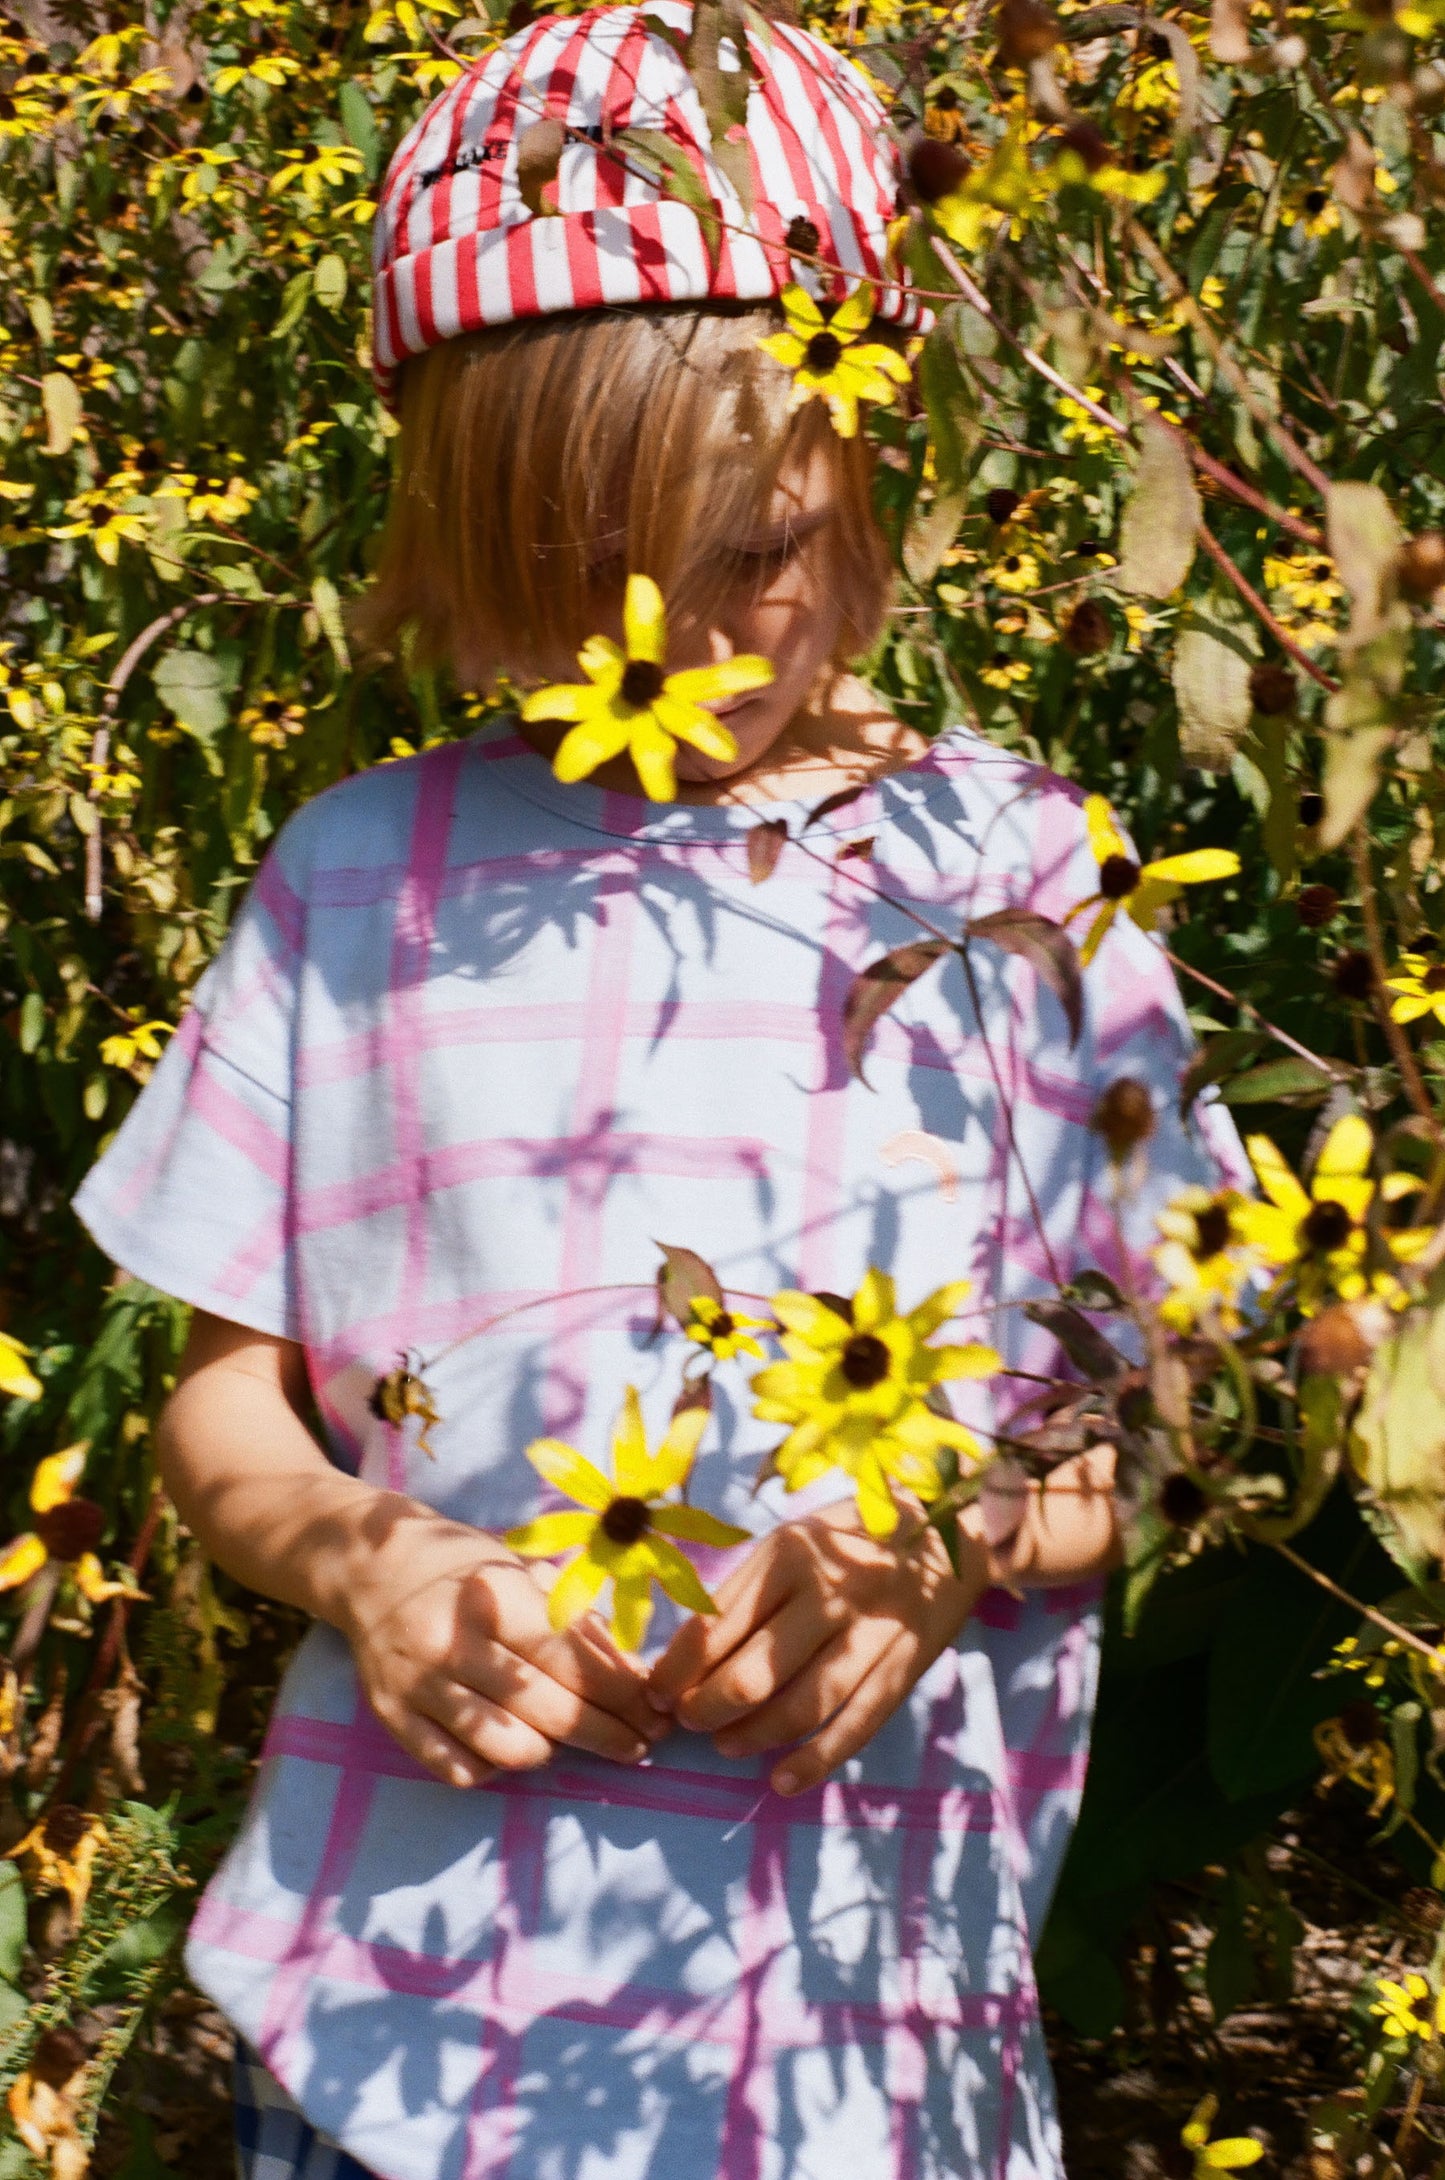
1350;1298;1445;1570
0;1863;26;1982
310;575;350;670
19;989;45;1054
1216;1055;1334;1103
273;269;312;339
617;129;724;274
0;1978;25;2033
1117;419;1201;600
339;80;381;178
153;648;229;741
313;252;348;311
1172;590;1257;771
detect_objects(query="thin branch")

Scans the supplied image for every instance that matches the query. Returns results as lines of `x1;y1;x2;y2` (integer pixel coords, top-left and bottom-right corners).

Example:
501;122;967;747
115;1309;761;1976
1270;1534;1444;1667
1164;948;1350;1081
1193;524;1340;690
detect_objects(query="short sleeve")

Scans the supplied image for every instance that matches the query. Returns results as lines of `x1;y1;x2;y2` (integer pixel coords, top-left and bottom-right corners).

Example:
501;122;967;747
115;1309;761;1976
73;847;305;1339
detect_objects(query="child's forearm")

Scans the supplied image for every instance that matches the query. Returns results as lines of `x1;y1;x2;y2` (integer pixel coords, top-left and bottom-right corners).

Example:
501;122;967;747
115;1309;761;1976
964;1443;1121;1589
156;1314;507;1639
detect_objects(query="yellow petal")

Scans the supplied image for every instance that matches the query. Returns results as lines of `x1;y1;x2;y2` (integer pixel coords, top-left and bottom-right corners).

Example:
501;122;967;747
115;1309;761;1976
1142;848;1240;886
648;1402;708;1497
610;1559;654;1651
505;1510;600;1557
847;341;912;383
779;282;825;335
73;1552;131;1603
31;1444;87;1513
651;1505;750;1547
853;1267;897;1332
630;719;678;802
831;282;875;337
546;1543;613;1629
623;573;667;665
1078;901;1116;967
906;1280;973;1338
0;1335;41;1403
771;1291;851;1346
930;1341;1002;1380
665;655;774;704
640;1534;717;1616
520;682;591;723
1246;1135;1311;1221
553;712;633;784
653;693;738;763
523;1436;613;1511
822;384;860;438
756;329;808;368
854;1450;899;1536
0;1534;47;1591
578;636;625;685
1202;2143;1263;2171
1085;792;1127;866
1315;1112;1373;1188
610;1385;652;1497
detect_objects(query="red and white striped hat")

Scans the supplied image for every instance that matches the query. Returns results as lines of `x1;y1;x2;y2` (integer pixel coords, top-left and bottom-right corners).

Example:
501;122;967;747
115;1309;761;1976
371;0;926;406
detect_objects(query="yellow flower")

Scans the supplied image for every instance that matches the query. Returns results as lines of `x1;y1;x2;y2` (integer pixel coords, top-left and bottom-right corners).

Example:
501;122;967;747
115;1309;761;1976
750;1272;1000;1537
1385;952;1445;1031
187;474;258;523
1315;1710;1395;1816
241;695;306;749
49;473;152;565
1237;1114;1431;1309
99;1017;172;1071
930;123;1046;253
0;1332;42;1402
1371;1971;1445;2043
269;143;366;201
756;283;912;439
1181;2097;1264;2176
686;1296;770;1363
987;549;1041;594
1154;1187;1256;1331
519;574;773;803
1055;386;1117;450
7;1802;108;1921
0;1444;129;1605
213;52;301;92
1069;795;1240;966
506;1387;749;1650
980;653;1031;689
1263;552;1340;618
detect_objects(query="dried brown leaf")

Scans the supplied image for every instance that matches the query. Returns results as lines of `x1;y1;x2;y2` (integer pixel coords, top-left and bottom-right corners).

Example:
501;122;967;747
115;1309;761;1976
747;817;788;883
966;906;1083;1046
841;939;949;1084
516;118;566;216
655;1241;725;1328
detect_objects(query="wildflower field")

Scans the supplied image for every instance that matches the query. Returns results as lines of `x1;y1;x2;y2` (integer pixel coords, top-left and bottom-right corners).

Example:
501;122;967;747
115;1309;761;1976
4;0;1445;2169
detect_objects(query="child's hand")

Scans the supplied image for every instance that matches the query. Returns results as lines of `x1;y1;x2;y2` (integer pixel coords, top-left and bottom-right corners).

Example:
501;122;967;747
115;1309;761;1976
645;1500;991;1797
341;1521;666;1791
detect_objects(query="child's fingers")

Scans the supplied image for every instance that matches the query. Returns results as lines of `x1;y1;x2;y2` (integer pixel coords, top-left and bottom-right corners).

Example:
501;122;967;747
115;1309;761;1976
711;1617;893;1757
673;1589;850;1734
766;1635;923;1798
364;1691;497;1792
648;1536;797;1707
528;1625;666;1745
464;1641;653;1762
419;1681;556;1773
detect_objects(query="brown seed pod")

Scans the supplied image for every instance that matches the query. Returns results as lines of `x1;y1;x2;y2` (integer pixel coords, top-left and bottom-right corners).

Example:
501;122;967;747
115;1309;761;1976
1058;119;1111;173
1332;949;1375;1001
1295;883;1340;929
1090;1076;1155;1158
1249;661;1296;715
1063;598;1111;656
1398;530;1445;601
985;486;1021;524
784;214;820;256
1297;1303;1372;1378
33;1497;105;1562
905;131;969;204
995;0;1062;64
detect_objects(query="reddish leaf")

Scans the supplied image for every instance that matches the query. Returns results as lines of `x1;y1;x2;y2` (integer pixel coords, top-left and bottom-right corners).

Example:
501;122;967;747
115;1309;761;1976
965;907;1083;1048
836;835;875;863
841;940;949;1084
672;1374;713;1419
747;818;789;884
804;782;869;829
654;1240;725;1329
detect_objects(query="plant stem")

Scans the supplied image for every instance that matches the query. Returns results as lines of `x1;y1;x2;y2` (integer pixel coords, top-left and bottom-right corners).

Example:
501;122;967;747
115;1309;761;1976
1163;948;1349;1080
1270;1535;1444;1669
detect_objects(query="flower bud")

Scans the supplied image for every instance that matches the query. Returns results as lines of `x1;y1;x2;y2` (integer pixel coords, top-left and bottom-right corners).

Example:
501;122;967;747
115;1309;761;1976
1158;1471;1208;1527
985;486;1021;524
1249;661;1296;715
995;0;1061;66
905;132;969;204
1398;530;1445;601
1063;599;1111;656
1090;1077;1155;1159
1295;883;1339;929
1297;1303;1372;1378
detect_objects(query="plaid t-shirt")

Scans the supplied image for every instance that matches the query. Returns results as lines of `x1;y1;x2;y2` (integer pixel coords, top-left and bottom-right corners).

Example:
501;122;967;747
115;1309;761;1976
76;724;1246;2180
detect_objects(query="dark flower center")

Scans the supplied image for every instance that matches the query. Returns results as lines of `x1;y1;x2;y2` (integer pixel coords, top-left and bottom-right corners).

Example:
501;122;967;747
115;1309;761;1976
620;658;665;708
42;1804;92;1856
1425;965;1445;992
840;1332;891;1389
1304;188;1326;214
805;329;843;373
990;650;1010;669
1193;1202;1232;1259
1302;1199;1353;1254
785;214;820;255
1338;1698;1385;1748
1332;950;1375;1001
34;1497;105;1562
710;1310;735;1338
1159;1472;1207;1526
600;1495;652;1546
1002;554;1021;572
1099;854;1142;900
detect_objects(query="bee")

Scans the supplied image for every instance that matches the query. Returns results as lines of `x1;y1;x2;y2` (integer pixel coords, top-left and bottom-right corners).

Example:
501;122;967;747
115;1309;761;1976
368;1356;441;1458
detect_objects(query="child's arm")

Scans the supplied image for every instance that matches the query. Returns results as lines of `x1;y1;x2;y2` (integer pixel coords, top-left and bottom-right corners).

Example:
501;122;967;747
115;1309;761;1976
157;1311;665;1788
646;1444;1118;1797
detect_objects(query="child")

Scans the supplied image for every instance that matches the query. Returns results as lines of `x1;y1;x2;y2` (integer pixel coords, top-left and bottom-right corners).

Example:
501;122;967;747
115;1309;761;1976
75;8;1247;2177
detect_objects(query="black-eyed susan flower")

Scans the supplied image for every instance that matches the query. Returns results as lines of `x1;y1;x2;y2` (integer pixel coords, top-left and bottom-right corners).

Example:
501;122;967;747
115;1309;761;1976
686;1297;771;1363
1069;794;1240;967
1385;951;1445;1031
750;1272;1000;1536
0;1445;129;1606
519;574;773;803
240;694;306;749
1372;1971;1445;2043
1180;2097;1264;2178
1153;1187;1257;1331
756;283;912;440
1314;1706;1395;1818
99;1016;171;1073
987;550;1041;595
7;1802;108;1919
979;652;1031;690
1237;1114;1431;1310
506;1387;749;1650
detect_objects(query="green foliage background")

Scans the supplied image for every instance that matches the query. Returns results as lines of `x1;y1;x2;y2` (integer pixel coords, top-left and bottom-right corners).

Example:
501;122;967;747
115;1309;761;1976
3;0;1445;2163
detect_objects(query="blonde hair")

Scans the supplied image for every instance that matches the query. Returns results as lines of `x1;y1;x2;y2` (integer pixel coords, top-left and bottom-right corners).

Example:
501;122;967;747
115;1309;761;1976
354;304;894;689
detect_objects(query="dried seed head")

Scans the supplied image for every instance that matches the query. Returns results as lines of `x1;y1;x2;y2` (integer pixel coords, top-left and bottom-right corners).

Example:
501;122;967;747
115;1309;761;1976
784;215;820;256
1058;119;1111;172
1090;1077;1155;1159
1063;598;1111;656
905;132;970;203
1295;883;1340;929
1332;948;1375;1001
1158;1472;1208;1526
1298;790;1325;828
1297;1303;1372;1378
1398;530;1445;601
995;0;1062;65
985;486;1021;525
1338;1698;1385;1747
1249;661;1296;715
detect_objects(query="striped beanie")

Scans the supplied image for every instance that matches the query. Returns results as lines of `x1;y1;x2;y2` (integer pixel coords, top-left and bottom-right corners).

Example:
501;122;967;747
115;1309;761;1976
371;0;926;406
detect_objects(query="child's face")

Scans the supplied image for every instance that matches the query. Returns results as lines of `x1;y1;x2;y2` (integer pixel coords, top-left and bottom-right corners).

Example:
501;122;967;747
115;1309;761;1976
667;436;849;786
